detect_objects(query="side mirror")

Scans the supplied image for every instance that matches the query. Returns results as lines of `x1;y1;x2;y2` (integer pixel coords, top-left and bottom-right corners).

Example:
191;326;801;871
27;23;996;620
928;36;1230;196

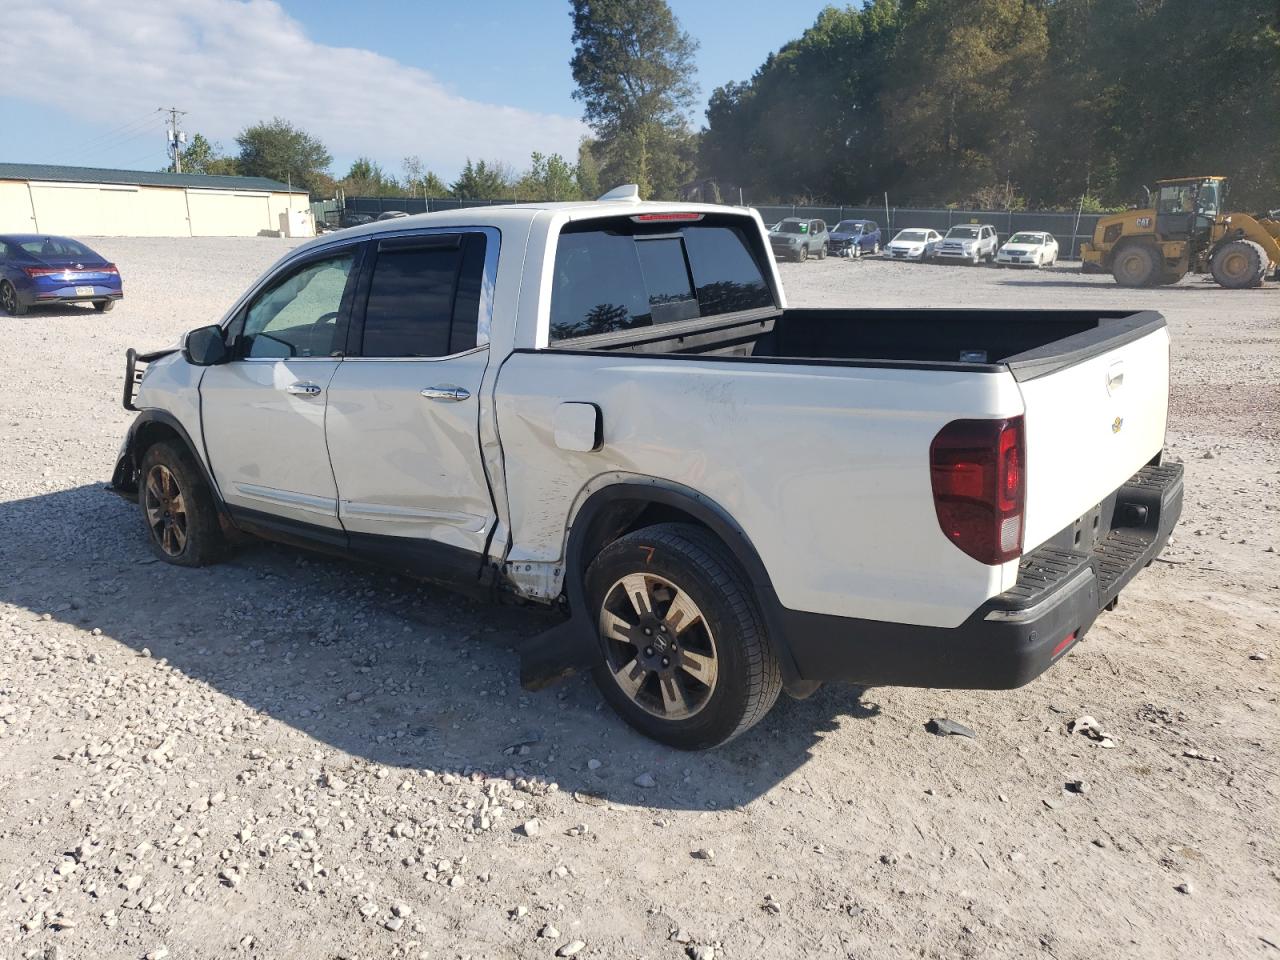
183;324;229;366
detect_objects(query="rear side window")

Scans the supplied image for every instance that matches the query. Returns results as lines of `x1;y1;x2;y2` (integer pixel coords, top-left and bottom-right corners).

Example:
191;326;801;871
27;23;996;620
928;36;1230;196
359;233;487;358
549;218;773;343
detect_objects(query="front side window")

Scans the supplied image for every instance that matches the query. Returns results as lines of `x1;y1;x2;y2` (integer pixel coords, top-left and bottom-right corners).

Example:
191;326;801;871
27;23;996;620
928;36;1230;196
241;253;354;359
549;217;774;343
359;232;487;358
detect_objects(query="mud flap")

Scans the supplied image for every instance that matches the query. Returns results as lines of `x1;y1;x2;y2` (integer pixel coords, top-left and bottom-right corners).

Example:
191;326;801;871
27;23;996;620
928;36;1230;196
518;611;602;690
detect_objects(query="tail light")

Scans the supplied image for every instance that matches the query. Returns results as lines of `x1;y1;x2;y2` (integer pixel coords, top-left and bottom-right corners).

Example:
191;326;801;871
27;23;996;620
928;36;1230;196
930;416;1025;565
23;263;118;277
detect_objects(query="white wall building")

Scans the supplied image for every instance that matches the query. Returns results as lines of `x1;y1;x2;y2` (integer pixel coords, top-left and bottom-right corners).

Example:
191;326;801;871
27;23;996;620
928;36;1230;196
0;163;313;238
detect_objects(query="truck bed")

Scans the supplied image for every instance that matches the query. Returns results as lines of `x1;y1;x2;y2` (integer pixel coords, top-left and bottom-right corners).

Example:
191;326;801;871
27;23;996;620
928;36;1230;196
573;307;1164;383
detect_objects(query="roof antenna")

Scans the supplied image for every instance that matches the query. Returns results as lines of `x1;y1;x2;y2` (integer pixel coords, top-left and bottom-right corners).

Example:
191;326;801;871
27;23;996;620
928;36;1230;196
597;184;641;202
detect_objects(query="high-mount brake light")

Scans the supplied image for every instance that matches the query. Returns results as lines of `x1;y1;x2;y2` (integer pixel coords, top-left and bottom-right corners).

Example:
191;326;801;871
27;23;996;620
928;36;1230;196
929;416;1026;565
629;213;704;223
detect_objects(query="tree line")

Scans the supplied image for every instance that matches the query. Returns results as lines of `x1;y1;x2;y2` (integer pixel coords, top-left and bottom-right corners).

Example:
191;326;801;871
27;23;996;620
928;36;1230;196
171;0;1279;211
703;0;1279;210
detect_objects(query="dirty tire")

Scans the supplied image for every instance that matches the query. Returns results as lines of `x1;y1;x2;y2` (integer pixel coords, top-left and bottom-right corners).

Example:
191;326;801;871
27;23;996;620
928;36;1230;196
0;281;26;316
585;523;783;750
1111;243;1161;287
1210;239;1268;289
138;440;227;567
95;299;116;312
796;245;807;263
817;243;827;260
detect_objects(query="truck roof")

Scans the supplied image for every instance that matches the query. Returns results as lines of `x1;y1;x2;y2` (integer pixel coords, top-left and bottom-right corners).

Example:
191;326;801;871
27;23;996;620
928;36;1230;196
303;198;758;255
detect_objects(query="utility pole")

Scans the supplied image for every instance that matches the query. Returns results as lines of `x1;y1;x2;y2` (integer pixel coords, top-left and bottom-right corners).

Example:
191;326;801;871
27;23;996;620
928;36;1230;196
163;106;188;173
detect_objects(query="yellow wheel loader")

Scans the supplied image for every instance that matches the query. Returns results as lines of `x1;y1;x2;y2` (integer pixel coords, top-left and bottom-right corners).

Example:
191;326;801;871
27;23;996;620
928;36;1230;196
1081;176;1280;288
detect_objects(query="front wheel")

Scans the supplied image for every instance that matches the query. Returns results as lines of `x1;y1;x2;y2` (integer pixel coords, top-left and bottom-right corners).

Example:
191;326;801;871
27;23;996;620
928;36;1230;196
586;523;783;750
138;441;227;567
795;246;807;263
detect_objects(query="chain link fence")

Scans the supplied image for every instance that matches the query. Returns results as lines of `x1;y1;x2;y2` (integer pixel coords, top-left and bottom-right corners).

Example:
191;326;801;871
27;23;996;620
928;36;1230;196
338;196;1101;259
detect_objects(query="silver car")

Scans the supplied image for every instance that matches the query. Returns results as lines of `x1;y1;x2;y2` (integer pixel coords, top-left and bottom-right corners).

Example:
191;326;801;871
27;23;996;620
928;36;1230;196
934;224;999;265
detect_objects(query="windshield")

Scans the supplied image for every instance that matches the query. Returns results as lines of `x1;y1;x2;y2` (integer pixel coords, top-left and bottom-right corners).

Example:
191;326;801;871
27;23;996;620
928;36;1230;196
1007;233;1043;244
1197;180;1220;215
945;226;980;239
776;221;808;234
834;221;863;233
894;231;929;242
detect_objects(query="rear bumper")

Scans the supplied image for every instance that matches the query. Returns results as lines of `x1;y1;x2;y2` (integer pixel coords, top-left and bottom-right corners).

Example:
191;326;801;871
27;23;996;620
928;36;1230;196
779;461;1184;689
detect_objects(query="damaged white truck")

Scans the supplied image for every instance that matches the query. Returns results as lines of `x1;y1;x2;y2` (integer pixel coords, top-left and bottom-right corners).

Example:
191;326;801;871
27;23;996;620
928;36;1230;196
113;189;1183;749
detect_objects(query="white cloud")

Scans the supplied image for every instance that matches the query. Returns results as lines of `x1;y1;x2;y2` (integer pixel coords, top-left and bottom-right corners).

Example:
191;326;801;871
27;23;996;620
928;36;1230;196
0;0;587;179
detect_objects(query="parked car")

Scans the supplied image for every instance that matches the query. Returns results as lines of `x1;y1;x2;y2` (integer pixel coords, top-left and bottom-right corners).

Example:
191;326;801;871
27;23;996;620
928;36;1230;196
827;219;882;258
376;210;411;221
884;228;943;261
338;211;375;229
769;217;829;262
113;194;1181;749
997;231;1059;268
934;224;999;264
0;234;123;315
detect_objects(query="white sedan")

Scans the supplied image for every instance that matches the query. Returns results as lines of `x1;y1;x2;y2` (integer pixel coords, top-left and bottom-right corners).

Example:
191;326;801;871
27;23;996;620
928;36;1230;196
884;228;942;261
996;231;1059;268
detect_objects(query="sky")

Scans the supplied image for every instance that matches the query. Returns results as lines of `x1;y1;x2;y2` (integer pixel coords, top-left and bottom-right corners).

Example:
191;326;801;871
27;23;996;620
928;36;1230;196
0;0;834;183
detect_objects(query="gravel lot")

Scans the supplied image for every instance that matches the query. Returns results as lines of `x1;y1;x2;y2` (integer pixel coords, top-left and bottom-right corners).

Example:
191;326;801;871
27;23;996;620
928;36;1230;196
2;238;1277;960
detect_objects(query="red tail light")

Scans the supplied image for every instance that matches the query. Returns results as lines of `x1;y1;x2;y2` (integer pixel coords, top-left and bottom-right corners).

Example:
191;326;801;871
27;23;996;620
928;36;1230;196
930;416;1025;564
23;263;117;277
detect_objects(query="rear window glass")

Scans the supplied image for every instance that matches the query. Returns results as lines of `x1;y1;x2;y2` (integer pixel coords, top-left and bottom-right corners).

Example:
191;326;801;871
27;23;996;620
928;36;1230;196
19;237;97;259
360;233;487;358
549;218;773;343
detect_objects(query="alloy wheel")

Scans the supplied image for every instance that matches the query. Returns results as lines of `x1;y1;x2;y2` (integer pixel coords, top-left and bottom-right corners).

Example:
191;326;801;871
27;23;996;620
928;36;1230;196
598;572;719;720
144;464;189;557
0;283;15;314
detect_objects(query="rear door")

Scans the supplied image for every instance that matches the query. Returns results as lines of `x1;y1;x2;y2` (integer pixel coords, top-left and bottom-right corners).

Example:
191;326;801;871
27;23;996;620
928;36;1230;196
323;228;498;578
200;246;360;532
1017;322;1170;550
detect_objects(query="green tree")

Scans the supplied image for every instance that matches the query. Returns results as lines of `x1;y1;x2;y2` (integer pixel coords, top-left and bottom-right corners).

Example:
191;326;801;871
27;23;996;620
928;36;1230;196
340;157;402;197
235;118;333;193
569;0;700;198
450;159;514;199
402;155;448;197
177;133;239;176
516;151;583;200
576;138;602;198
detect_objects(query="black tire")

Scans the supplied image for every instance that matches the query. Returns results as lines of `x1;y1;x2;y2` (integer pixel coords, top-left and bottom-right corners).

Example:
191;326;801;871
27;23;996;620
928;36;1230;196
1210;239;1268;289
1111;243;1161;287
816;243;826;260
94;299;116;313
138;441;227;567
585;523;783;750
796;246;807;263
872;241;880;255
0;281;27;316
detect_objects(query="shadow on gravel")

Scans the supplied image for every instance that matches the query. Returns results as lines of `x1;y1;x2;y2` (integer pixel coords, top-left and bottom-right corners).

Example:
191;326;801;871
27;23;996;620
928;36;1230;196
4;303;108;319
0;484;881;810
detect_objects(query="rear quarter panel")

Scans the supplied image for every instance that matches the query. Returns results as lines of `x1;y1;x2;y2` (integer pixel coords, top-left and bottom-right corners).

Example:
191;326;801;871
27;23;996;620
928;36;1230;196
495;352;1026;629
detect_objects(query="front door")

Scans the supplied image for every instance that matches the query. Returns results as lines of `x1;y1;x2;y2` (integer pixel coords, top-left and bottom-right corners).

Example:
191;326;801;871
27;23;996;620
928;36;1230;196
200;248;359;533
324;230;498;582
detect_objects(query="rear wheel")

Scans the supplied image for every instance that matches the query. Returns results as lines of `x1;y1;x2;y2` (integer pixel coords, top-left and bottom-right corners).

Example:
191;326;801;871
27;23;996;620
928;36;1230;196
0;281;26;316
1210;239;1268;289
586;523;782;750
138;441;227;567
1111;243;1161;287
872;240;880;255
94;299;116;313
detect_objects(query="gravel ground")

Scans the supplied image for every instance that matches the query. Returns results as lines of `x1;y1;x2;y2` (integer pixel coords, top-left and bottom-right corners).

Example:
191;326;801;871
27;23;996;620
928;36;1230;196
1;238;1277;960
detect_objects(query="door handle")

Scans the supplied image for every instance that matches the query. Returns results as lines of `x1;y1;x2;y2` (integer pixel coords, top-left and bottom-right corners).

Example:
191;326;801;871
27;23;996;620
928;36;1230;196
287;381;323;397
420;386;470;402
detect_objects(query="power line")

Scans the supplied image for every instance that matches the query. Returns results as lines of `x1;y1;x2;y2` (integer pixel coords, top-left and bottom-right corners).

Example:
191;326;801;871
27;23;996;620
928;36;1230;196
60;111;167;167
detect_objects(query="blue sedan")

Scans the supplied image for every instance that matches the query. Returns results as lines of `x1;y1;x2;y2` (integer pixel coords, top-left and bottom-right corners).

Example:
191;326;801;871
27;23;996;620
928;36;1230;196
0;234;123;315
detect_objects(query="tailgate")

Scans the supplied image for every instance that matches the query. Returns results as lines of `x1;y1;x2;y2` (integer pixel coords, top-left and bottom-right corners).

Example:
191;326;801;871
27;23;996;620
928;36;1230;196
1015;321;1170;551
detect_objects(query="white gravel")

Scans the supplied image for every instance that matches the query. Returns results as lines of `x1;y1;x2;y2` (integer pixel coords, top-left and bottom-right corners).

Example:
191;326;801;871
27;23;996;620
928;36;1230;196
0;237;1276;958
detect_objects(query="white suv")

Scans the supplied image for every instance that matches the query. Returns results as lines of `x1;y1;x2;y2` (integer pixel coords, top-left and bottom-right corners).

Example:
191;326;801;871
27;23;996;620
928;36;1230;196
934;224;999;264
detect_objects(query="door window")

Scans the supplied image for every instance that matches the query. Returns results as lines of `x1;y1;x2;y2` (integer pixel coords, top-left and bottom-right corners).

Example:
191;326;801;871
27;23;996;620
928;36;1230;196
241;253;355;359
358;233;487;358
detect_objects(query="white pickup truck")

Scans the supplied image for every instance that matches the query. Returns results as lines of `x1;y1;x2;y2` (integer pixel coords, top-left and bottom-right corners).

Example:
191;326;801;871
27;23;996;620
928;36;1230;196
113;189;1183;749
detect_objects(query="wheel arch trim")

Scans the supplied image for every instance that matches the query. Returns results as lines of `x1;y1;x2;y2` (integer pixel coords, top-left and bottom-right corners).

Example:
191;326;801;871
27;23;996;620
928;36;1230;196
113;409;228;516
516;474;804;690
